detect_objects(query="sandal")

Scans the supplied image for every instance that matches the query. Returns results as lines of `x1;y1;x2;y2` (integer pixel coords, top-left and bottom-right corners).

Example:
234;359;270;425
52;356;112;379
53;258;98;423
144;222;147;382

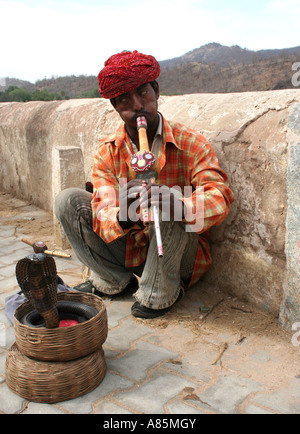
131;289;183;319
73;275;139;298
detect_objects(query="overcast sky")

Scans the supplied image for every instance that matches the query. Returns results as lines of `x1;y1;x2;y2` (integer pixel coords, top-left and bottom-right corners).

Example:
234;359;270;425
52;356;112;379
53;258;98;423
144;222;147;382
0;0;299;83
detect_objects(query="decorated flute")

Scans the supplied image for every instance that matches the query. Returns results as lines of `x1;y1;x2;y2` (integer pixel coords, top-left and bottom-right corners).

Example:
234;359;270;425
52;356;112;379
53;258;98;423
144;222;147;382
130;116;164;257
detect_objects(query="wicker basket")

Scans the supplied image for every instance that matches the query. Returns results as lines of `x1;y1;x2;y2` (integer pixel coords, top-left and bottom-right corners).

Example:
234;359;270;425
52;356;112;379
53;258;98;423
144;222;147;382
14;292;108;362
6;343;106;403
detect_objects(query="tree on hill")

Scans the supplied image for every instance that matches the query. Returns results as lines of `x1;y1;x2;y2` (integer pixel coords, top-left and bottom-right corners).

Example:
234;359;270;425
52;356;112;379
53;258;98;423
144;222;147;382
0;86;31;102
80;87;99;98
31;89;70;101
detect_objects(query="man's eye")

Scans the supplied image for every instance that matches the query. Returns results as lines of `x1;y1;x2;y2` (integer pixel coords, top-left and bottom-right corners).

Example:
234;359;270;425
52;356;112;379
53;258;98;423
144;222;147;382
117;95;129;104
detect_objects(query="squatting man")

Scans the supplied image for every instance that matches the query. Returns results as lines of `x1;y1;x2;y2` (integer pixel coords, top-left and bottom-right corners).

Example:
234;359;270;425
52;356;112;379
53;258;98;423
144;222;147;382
55;50;234;319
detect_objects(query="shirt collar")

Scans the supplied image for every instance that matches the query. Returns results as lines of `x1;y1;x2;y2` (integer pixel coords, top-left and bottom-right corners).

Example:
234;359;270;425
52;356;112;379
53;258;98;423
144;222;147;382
160;113;183;150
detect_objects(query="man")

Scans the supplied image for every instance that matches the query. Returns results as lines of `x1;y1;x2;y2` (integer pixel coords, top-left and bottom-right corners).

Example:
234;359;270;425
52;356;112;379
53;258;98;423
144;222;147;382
55;50;234;319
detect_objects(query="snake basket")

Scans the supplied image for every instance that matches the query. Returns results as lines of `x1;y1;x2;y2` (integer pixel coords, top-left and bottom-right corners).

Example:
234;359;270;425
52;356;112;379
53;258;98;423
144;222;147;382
6;343;106;404
14;291;108;362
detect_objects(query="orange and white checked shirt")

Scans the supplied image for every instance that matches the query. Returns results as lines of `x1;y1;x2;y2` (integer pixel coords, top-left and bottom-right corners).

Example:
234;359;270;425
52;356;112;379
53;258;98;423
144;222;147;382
92;113;234;288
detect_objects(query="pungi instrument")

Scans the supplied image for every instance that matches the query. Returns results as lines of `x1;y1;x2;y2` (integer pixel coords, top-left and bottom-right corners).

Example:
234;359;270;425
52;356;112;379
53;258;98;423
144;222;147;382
130;116;164;257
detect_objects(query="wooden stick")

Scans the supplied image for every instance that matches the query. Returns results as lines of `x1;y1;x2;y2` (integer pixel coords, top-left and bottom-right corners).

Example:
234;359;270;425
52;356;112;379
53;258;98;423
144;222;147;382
137;126;149;152
21;237;36;247
21;238;71;258
43;249;71;259
212;343;229;366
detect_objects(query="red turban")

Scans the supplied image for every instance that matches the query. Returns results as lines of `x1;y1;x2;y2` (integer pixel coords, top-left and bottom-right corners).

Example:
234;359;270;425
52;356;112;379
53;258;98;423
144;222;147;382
98;50;161;99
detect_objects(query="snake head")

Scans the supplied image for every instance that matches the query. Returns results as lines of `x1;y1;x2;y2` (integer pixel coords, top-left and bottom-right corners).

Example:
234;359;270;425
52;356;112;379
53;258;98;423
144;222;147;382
27;253;47;263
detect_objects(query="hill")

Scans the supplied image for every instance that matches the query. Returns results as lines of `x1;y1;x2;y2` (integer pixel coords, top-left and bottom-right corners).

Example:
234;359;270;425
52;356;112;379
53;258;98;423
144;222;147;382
157;43;300;94
1;43;299;98
34;75;99;98
159;42;300;68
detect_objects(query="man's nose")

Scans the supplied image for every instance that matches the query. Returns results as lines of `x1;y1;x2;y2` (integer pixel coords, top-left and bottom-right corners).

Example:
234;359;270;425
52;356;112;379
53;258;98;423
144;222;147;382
132;94;143;112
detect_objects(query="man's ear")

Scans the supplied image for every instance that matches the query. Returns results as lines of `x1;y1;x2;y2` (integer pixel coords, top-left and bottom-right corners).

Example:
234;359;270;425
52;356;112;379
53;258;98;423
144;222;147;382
153;81;160;99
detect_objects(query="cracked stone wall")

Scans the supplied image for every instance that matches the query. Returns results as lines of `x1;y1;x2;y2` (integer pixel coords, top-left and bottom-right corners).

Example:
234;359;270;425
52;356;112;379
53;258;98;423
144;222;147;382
0;90;299;325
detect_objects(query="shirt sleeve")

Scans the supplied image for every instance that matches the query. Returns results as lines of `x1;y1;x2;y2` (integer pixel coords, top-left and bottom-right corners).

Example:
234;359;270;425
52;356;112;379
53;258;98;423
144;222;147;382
181;139;234;233
91;144;129;243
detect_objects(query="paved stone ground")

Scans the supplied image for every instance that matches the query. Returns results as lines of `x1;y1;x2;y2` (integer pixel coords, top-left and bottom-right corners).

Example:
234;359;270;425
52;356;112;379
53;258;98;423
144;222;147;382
1;197;300;415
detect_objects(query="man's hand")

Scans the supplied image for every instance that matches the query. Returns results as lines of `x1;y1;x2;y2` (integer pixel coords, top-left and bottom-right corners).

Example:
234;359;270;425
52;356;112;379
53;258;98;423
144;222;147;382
118;180;186;229
118;179;147;228
139;184;186;221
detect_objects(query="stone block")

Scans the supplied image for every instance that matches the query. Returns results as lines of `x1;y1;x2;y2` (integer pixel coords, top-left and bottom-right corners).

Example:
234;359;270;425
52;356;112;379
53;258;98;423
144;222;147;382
108;341;178;382
114;368;198;414
280;103;300;327
197;374;261;414
52;146;85;248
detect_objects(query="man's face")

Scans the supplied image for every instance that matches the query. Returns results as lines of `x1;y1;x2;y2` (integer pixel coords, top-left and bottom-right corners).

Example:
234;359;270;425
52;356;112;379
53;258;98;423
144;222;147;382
112;82;159;132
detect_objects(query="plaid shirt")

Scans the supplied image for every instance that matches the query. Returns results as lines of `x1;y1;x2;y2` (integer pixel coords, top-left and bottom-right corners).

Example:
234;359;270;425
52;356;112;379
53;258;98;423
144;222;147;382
92;113;234;287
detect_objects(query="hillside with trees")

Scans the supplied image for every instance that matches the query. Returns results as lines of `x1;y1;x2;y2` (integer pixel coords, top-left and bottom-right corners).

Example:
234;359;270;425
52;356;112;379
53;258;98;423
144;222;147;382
1;43;299;101
0;86;72;102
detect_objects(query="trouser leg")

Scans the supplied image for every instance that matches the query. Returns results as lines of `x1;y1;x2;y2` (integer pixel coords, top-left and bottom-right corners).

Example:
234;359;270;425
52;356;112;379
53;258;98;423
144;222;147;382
55;188;144;294
134;218;199;310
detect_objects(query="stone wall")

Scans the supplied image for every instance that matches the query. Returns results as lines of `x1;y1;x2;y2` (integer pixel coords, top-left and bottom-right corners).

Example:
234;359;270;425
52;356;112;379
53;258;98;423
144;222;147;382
0;90;299;326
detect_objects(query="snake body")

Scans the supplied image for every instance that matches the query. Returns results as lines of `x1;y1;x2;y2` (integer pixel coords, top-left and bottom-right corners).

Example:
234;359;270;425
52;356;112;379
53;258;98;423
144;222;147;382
16;253;59;328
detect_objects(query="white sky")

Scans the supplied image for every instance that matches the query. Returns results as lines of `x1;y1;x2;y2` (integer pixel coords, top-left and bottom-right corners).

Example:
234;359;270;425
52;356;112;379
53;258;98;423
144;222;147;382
0;0;299;83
